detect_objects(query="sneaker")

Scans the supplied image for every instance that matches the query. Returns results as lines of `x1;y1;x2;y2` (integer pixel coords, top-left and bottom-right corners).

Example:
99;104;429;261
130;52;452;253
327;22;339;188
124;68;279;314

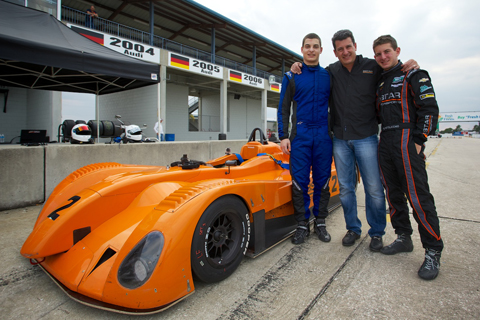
342;230;360;246
369;236;383;252
313;218;331;242
380;233;414;255
418;248;441;280
292;221;310;245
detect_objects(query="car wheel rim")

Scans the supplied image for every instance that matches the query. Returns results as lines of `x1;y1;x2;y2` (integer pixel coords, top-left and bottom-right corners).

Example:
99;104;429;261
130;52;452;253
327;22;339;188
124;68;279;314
205;212;242;266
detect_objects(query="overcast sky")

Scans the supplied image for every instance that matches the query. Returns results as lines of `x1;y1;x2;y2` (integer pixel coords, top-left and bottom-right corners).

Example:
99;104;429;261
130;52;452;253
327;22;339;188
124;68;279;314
64;0;480;130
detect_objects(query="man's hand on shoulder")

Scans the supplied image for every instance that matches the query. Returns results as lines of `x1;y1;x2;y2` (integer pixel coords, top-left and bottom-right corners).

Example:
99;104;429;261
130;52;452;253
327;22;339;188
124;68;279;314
280;139;291;155
402;59;419;72
290;62;303;75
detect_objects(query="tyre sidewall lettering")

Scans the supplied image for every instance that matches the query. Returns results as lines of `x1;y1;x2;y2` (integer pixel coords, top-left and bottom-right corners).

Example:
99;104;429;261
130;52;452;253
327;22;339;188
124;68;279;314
191;196;250;282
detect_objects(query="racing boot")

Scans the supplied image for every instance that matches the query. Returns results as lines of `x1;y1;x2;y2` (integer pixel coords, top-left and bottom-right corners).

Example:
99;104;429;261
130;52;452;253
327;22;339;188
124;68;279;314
418;248;441;280
313;218;331;242
292;220;309;245
380;233;414;255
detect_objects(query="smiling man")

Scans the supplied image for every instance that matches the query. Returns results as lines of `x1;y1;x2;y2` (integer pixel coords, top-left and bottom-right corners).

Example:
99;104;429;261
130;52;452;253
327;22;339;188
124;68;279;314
277;33;332;245
373;35;443;280
326;30;387;250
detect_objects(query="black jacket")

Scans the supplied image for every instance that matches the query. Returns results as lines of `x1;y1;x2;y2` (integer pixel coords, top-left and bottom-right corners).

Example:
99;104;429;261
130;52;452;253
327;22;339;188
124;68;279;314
329;55;382;140
376;61;439;145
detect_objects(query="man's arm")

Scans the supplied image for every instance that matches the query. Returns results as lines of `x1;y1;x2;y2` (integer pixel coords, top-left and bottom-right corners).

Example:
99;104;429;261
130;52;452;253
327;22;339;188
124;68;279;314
87;9;98;17
409;70;439;150
277;73;294;154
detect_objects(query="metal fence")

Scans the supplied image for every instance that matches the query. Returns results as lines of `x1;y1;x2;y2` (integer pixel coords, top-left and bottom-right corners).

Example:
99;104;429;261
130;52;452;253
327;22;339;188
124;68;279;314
61;6;283;83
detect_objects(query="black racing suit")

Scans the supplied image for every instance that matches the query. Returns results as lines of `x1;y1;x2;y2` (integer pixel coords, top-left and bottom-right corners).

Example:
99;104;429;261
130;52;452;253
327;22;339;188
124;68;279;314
376;61;443;252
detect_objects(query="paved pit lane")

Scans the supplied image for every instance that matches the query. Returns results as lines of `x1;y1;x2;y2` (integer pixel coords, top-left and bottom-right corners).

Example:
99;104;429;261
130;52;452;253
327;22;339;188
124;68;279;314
1;137;479;319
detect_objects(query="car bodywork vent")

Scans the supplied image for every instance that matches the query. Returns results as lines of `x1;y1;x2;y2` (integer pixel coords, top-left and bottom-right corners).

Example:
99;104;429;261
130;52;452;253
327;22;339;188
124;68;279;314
73;226;91;245
89;248;117;275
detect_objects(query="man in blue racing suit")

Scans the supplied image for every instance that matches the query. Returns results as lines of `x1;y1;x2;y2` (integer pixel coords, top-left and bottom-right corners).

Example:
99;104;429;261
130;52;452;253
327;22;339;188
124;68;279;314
277;33;332;244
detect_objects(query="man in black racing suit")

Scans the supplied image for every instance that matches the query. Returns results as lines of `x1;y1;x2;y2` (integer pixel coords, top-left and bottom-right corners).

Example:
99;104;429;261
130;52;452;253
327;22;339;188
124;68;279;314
373;35;443;280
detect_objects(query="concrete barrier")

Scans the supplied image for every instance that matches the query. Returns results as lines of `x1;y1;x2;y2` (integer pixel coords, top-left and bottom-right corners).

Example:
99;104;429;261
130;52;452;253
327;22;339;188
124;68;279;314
0;140;247;210
0;145;45;210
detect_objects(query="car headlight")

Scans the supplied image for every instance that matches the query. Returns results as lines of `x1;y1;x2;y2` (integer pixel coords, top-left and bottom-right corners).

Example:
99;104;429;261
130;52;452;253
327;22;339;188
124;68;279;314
118;231;164;289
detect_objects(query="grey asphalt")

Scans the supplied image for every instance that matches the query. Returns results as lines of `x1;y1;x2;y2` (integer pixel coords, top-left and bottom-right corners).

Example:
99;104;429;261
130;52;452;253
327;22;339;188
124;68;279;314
1;137;479;319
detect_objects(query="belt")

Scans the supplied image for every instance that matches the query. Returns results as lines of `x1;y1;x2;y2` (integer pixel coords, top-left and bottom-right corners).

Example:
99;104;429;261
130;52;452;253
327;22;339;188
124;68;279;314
381;123;415;131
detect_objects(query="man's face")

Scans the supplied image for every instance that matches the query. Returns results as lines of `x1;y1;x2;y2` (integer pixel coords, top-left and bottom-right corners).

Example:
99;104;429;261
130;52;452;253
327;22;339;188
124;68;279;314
333;38;357;67
374;43;400;71
301;38;322;65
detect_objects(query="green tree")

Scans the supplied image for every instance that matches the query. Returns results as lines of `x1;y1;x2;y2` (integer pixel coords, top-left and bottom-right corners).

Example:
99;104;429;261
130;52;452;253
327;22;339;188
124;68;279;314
454;125;463;132
474;123;480;133
441;127;453;134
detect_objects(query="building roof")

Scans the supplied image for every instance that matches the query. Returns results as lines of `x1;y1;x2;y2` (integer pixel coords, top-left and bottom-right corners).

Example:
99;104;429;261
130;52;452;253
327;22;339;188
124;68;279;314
62;0;302;78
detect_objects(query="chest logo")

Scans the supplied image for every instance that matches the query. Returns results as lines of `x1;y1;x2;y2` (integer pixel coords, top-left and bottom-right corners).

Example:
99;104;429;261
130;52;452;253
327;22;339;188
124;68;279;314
381;92;401;101
363;70;373;74
420;93;435;100
420;85;432;93
392;75;405;83
419;78;429;83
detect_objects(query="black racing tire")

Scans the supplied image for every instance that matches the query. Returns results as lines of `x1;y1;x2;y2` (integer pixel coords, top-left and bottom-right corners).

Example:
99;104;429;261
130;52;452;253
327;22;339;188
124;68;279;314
63;119;76;139
191;195;250;283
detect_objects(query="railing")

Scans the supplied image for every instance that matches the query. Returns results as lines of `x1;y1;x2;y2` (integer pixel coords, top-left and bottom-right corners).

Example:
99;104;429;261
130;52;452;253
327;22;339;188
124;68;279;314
61;6;283;83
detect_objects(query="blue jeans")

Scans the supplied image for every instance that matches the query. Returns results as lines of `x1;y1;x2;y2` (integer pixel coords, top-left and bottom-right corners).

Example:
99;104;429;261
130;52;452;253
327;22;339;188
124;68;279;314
333;134;386;237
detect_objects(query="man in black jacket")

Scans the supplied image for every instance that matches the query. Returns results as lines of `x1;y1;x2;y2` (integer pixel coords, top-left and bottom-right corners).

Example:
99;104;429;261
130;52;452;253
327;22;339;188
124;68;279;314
374;35;443;280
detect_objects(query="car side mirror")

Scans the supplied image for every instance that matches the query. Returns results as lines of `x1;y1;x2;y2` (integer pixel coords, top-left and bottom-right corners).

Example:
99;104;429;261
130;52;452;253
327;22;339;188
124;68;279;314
225;160;237;175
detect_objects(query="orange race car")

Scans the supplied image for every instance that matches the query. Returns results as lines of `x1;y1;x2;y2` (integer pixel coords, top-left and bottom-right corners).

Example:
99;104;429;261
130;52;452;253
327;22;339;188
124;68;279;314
21;128;355;314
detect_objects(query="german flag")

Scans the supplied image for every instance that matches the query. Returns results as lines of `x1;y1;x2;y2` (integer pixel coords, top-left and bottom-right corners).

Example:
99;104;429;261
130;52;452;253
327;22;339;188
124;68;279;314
71;26;104;45
170;54;189;69
271;84;280;92
229;70;242;82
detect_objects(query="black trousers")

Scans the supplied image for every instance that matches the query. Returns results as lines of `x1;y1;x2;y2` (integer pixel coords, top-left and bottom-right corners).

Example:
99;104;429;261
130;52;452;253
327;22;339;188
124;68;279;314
292;178;330;222
379;130;443;252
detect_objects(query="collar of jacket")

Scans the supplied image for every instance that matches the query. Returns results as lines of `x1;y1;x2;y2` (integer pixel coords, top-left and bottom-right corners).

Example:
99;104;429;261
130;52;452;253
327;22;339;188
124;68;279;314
381;60;403;75
302;62;321;70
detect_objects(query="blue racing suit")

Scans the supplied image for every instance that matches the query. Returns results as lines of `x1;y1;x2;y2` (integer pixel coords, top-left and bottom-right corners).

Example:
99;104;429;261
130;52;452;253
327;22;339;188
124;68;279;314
277;63;332;222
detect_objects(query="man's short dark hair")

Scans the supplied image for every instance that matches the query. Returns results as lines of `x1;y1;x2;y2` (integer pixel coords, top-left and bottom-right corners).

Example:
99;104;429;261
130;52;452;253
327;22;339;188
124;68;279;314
331;29;355;50
302;33;321;47
373;35;398;51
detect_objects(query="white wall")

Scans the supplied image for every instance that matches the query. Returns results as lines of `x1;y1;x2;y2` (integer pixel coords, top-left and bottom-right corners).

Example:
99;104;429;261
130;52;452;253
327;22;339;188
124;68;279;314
27;89;61;142
0;84;266;145
165;83;189;140
99;85;159;139
0;87;27;143
228;95;263;139
246;97;263;136
97;82;265;142
228;96;247;138
202;94;221;133
0;87;60;143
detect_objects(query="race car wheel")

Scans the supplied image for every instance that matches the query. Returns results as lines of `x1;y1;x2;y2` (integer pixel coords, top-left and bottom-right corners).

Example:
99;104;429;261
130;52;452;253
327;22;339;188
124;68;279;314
191;195;250;283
